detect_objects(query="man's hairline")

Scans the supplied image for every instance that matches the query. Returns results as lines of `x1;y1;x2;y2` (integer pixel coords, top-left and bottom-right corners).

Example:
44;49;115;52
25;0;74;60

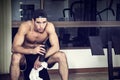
32;17;47;21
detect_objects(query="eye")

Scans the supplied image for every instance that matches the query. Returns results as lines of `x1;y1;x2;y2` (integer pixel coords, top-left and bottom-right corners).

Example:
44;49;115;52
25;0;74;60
36;21;41;24
43;21;47;24
35;21;47;24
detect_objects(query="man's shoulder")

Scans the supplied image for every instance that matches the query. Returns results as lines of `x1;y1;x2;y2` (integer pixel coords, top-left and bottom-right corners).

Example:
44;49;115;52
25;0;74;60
47;22;54;27
46;22;56;34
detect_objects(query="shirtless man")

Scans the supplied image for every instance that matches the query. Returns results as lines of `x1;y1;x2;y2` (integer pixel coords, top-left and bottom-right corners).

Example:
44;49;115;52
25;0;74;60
10;9;68;80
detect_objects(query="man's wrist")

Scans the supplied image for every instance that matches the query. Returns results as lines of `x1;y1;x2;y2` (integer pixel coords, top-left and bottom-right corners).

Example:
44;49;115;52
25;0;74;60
30;49;34;54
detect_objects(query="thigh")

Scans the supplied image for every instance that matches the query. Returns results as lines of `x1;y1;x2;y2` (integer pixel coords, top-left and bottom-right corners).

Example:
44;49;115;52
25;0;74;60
20;54;27;71
46;51;63;68
11;53;24;63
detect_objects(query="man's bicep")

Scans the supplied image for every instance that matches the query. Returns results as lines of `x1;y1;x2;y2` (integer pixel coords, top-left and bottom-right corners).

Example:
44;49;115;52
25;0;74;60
49;32;59;47
47;22;59;47
13;22;28;47
13;32;25;47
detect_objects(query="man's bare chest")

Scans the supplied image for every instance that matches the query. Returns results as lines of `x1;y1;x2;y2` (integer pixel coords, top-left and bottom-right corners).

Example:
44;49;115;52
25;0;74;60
25;31;48;44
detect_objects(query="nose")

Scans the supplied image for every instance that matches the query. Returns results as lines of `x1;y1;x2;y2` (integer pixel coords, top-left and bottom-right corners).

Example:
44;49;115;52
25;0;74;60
37;26;42;30
39;23;44;27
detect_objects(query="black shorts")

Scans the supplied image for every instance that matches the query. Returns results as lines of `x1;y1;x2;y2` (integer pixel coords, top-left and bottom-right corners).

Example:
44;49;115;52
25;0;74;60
23;54;50;80
24;54;55;68
25;54;46;66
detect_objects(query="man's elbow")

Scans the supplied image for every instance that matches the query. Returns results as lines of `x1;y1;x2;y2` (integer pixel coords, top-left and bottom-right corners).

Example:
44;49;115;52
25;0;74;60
56;45;60;51
11;47;15;53
52;45;60;51
11;45;19;53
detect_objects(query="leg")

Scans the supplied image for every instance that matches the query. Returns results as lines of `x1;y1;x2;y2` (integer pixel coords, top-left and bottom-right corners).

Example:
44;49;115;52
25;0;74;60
10;53;23;80
47;51;68;80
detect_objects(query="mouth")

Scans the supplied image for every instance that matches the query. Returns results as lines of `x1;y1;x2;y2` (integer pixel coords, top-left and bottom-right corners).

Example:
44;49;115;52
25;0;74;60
38;29;44;33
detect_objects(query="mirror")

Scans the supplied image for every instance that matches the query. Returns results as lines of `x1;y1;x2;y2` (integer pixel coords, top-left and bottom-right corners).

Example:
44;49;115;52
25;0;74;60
12;0;120;49
12;0;120;21
44;0;120;21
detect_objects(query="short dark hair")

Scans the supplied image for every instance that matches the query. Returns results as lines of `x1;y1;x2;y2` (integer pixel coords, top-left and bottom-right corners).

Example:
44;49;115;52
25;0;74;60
33;9;47;20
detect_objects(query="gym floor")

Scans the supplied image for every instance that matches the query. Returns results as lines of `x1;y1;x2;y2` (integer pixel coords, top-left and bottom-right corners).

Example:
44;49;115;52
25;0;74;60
0;72;108;80
49;72;108;80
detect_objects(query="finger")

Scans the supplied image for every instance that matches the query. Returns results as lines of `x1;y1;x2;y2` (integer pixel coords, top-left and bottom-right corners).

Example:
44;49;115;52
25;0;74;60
40;48;46;53
39;45;45;48
34;64;40;70
34;65;37;70
40;51;46;54
38;52;44;55
37;64;41;69
36;49;45;55
40;47;46;50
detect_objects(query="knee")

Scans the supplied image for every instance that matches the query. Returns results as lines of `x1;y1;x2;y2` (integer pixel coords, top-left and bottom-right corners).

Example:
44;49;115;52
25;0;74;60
11;53;22;65
55;51;67;63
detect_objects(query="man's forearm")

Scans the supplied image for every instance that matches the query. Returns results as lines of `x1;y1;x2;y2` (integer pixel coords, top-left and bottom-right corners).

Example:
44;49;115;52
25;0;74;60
12;46;34;54
45;46;59;58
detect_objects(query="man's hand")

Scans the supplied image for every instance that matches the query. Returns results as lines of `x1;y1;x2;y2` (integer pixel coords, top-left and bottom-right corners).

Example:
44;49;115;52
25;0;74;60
33;44;46;55
34;59;41;70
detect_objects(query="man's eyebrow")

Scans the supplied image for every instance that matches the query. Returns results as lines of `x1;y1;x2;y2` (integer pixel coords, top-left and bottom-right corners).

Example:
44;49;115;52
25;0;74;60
36;21;47;23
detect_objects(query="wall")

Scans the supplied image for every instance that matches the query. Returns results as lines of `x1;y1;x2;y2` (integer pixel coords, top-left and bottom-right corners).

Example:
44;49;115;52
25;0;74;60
0;0;11;74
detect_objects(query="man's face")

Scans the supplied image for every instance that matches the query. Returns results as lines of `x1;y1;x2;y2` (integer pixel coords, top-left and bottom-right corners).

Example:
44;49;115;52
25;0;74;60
34;17;47;33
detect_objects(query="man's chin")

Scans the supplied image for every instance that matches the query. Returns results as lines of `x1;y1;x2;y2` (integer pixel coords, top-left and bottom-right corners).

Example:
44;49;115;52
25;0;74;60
38;30;44;33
